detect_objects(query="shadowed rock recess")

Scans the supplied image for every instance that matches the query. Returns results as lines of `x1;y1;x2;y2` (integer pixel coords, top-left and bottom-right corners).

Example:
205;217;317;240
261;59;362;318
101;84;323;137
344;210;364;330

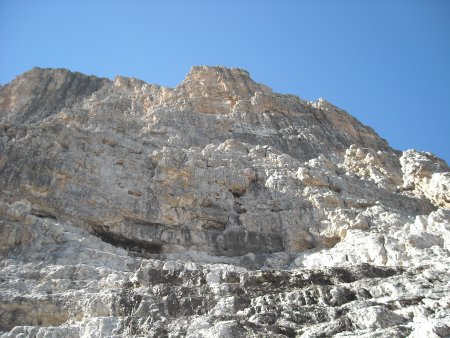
0;66;449;337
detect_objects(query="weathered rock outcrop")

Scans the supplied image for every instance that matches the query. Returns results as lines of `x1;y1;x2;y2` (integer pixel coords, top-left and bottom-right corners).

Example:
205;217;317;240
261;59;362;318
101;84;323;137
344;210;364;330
0;66;449;337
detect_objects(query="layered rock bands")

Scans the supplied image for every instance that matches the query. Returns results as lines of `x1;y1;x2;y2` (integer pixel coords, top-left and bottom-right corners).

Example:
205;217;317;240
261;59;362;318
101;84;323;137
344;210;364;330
0;66;449;337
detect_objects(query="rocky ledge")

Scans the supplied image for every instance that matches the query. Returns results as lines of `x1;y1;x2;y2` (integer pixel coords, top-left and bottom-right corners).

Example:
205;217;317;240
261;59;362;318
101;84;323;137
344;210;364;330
0;66;449;337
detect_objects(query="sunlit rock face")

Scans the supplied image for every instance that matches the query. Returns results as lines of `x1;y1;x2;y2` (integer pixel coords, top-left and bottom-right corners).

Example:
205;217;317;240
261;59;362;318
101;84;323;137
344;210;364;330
0;66;449;337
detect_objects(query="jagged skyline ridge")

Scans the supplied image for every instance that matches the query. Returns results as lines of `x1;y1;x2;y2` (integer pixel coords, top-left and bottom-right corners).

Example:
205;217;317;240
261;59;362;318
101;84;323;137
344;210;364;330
0;1;449;163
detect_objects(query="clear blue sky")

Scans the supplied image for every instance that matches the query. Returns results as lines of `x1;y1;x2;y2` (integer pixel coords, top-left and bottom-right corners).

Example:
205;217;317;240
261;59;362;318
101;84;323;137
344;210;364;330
1;0;449;163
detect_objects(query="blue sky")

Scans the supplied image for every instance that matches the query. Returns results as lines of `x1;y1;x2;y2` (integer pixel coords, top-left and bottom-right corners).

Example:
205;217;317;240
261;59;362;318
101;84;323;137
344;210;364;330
1;0;449;163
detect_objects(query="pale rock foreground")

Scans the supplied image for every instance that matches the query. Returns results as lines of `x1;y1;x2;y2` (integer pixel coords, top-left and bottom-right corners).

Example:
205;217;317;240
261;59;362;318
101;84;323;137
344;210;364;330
0;66;449;337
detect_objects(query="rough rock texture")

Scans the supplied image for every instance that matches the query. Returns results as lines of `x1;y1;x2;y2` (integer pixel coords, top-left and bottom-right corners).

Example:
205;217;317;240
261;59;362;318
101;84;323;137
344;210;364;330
0;66;449;337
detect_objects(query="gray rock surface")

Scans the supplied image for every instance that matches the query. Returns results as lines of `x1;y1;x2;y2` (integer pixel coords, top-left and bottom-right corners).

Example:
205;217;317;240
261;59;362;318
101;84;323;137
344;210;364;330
0;66;449;337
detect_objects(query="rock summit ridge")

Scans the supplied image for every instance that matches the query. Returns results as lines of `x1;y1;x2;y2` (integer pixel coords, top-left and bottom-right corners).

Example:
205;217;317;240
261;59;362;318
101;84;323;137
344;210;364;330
0;66;449;337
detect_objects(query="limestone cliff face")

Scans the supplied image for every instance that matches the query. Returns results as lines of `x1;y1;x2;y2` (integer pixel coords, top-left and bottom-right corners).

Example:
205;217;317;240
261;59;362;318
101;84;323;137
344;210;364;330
0;66;449;337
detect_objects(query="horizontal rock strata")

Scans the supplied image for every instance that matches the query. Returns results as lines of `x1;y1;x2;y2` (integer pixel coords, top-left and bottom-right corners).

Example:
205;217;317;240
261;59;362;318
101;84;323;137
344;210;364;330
0;66;449;337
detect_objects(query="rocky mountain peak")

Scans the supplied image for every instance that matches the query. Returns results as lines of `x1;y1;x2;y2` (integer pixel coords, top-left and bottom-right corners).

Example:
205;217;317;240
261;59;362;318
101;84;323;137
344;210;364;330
0;67;108;124
0;66;449;337
180;65;271;96
166;65;272;115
